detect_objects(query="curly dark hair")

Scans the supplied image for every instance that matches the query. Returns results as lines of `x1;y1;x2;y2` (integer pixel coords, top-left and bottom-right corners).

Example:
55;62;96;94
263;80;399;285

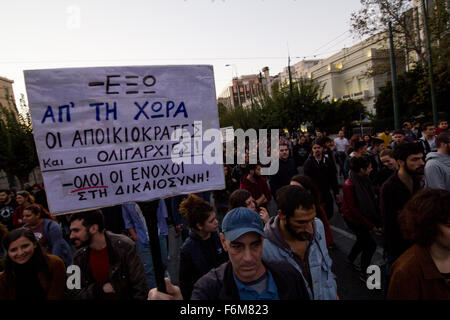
69;209;105;232
228;189;253;211
276;185;315;218
398;189;450;246
349;156;371;172
392;142;423;162
24;204;53;220
290;174;322;207
179;194;214;230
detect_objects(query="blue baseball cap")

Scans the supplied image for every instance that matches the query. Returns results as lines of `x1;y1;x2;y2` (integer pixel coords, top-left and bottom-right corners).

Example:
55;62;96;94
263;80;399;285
222;207;265;241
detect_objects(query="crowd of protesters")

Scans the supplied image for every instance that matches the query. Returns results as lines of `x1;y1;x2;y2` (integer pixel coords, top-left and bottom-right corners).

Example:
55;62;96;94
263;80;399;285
0;119;449;300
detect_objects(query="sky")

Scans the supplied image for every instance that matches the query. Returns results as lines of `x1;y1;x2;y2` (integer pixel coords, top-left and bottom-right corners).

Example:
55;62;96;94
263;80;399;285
1;0;365;112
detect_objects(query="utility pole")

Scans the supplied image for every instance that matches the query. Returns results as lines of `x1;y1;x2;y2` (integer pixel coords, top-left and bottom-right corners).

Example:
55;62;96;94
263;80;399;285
389;21;400;130
422;0;438;126
237;81;241;107
288;55;293;95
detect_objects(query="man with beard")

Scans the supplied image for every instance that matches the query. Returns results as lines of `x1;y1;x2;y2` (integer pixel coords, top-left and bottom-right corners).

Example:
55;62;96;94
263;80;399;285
68;209;148;299
380;143;424;273
262;185;337;300
240;164;272;209
0;190;18;231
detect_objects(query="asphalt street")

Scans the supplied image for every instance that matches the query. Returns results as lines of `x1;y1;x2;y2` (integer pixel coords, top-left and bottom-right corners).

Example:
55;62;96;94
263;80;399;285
327;177;386;300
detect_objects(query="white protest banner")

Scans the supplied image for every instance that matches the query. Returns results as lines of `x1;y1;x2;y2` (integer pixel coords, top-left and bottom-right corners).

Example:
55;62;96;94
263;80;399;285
24;65;225;215
220;126;234;143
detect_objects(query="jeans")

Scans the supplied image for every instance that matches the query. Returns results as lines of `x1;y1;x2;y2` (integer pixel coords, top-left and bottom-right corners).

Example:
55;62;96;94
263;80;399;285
135;235;168;289
336;152;348;179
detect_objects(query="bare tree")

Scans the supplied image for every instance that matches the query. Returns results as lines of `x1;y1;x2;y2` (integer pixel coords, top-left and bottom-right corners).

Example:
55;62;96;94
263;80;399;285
351;0;449;70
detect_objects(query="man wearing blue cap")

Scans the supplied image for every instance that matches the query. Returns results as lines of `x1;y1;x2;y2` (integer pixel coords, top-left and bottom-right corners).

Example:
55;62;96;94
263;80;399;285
191;206;309;300
148;206;309;300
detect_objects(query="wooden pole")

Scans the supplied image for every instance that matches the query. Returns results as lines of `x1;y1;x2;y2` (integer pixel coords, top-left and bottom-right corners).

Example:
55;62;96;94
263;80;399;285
137;200;167;293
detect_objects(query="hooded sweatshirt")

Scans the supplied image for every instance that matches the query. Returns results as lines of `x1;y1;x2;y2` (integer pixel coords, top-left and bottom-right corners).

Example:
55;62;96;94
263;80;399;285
264;217;313;296
262;216;337;300
425;152;450;190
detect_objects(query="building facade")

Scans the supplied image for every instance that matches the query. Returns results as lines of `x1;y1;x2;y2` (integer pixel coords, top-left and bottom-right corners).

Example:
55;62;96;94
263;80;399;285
304;36;394;114
218;67;274;108
279;60;321;85
0;76;18;117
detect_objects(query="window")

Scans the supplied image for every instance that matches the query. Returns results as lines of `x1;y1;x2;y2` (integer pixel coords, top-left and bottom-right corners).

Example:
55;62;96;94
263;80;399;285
345;79;353;95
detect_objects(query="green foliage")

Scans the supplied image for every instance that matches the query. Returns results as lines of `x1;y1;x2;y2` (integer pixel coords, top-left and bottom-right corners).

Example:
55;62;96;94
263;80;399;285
352;0;450;129
351;0;450;69
0;107;39;187
218;78;366;134
374;63;450;127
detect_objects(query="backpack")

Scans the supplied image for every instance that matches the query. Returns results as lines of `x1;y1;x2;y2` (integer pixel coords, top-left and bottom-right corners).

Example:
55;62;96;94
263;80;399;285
418;139;431;156
44;219;73;267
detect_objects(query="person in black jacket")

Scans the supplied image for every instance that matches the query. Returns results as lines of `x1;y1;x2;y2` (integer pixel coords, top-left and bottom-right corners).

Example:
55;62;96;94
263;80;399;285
380;143;424;280
319;136;338;179
178;194;228;300
373;149;398;189
293;135;311;173
367;138;384;183
148;207;309;300
303;139;341;220
269;143;297;198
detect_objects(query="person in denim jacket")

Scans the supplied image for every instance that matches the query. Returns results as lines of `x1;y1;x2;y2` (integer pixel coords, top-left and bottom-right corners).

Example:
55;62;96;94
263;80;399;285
262;185;338;300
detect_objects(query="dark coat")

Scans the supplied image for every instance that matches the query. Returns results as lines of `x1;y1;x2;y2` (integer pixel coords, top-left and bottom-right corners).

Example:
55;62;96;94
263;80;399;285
373;167;395;188
303;155;339;201
380;172;420;263
179;231;228;300
69;231;149;300
341;179;377;231
269;159;297;197
367;151;382;182
191;259;310;300
240;176;272;204
293;142;311;167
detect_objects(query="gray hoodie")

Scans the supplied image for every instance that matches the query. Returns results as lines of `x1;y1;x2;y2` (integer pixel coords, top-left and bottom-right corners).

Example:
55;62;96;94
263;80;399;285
425;152;450;190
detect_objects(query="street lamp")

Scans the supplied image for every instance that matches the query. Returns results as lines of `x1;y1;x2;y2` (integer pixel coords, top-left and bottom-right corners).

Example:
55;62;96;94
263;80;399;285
225;64;238;79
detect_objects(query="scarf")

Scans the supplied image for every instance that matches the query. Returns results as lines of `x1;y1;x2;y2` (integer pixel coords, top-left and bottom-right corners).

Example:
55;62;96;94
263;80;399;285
349;170;379;224
14;259;46;300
